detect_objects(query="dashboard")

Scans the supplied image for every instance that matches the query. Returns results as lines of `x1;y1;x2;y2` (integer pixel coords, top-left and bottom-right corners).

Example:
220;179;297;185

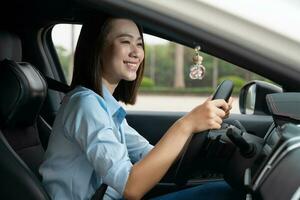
204;92;300;199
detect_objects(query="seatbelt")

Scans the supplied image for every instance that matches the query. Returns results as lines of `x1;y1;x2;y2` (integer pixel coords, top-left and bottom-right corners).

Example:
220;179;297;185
45;76;71;93
91;184;108;200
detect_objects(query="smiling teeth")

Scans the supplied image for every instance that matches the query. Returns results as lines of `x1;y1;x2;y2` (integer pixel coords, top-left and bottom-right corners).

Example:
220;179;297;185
125;62;137;67
127;63;137;67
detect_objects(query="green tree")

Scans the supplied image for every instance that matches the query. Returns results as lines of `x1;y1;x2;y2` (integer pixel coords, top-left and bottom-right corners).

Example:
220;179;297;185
55;45;72;81
145;43;175;87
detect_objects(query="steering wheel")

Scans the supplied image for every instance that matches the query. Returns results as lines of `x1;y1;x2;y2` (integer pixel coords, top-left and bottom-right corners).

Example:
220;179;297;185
173;80;234;185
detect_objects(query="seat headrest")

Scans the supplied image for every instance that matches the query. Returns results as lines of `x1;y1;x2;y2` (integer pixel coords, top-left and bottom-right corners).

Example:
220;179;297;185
0;59;47;128
0;31;22;62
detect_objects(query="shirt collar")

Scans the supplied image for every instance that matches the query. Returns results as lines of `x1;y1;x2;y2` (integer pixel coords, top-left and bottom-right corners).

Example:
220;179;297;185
102;84;126;123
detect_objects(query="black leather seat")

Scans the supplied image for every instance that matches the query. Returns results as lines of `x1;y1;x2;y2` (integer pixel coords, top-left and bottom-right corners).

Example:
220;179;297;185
0;31;49;199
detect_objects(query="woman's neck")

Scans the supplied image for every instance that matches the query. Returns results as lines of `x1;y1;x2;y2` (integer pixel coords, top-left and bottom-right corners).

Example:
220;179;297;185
102;78;118;94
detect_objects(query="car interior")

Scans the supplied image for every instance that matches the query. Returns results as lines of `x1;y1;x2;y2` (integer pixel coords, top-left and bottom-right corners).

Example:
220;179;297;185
1;1;300;200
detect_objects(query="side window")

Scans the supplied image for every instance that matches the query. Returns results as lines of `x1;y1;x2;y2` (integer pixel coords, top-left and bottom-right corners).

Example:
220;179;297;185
125;36;270;114
52;24;270;114
52;24;82;84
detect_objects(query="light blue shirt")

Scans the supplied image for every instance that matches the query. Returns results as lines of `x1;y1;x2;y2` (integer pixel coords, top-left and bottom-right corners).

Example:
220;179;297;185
39;85;153;200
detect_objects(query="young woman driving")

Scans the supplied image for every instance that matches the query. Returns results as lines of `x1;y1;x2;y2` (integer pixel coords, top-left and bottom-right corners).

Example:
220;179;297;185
40;17;241;200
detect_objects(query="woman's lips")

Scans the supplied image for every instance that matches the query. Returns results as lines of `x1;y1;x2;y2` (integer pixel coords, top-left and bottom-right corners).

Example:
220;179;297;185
124;61;139;71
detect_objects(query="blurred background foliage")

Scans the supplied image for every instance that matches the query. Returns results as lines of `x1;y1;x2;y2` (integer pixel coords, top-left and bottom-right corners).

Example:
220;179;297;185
141;42;268;95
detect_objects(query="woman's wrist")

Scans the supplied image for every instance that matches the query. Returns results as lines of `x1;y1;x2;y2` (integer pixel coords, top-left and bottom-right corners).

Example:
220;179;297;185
176;116;194;137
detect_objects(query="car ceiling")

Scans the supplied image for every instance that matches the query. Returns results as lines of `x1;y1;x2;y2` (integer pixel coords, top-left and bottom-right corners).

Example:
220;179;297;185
2;0;300;91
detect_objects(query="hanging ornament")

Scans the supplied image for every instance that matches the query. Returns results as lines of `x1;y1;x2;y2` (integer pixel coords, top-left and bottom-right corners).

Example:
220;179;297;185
189;46;206;80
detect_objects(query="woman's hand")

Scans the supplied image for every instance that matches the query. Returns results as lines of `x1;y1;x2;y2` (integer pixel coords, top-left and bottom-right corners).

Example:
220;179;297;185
224;97;233;119
125;96;233;200
182;97;231;134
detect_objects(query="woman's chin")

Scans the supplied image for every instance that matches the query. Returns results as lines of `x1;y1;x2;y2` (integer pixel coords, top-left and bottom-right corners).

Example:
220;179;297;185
123;74;137;81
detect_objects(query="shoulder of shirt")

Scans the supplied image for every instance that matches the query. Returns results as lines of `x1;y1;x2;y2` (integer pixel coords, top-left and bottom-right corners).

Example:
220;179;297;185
65;86;108;112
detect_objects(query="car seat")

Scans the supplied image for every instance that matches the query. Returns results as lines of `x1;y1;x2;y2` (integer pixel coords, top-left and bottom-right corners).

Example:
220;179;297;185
0;31;50;199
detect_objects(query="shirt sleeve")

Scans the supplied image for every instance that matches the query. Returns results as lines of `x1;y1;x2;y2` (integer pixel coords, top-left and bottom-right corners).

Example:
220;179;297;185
63;93;132;195
123;119;154;163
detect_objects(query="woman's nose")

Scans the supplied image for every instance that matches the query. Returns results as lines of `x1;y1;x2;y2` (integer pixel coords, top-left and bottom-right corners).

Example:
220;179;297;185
130;44;142;58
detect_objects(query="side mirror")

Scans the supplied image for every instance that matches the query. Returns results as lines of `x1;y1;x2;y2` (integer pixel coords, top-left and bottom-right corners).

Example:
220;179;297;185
239;81;282;115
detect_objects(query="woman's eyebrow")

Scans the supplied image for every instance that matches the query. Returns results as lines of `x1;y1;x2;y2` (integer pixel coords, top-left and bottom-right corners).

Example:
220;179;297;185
116;33;142;41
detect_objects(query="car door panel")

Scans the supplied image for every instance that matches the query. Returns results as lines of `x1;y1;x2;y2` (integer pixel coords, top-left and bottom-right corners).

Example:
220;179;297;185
127;112;273;145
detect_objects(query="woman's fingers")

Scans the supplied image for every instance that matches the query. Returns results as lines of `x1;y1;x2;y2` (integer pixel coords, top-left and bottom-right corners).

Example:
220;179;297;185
209;117;223;129
212;98;234;119
205;95;213;102
188;97;233;133
206;106;224;129
212;99;229;112
214;115;223;125
228;97;234;107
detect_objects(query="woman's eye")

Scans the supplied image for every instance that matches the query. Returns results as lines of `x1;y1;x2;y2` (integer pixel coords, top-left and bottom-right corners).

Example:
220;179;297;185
137;43;143;47
121;41;130;44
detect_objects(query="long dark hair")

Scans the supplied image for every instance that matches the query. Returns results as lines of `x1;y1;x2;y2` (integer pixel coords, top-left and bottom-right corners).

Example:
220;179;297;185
70;17;145;105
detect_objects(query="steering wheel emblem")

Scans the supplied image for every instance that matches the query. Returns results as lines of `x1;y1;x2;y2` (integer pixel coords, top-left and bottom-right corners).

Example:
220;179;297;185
189;46;206;80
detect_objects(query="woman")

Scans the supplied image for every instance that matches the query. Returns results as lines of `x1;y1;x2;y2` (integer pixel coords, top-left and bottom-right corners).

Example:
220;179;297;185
40;17;240;200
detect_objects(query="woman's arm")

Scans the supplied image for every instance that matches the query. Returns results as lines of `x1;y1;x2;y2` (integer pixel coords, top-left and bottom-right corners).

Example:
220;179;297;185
123;98;229;200
123;119;153;163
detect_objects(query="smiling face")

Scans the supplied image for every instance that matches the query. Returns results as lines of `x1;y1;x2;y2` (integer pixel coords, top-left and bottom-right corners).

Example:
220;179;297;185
101;19;144;86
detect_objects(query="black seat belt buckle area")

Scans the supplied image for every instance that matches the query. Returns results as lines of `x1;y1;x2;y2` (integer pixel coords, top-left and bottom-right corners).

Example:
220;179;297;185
91;183;108;200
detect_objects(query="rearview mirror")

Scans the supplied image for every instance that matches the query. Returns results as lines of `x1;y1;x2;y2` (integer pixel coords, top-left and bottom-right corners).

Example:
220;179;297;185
239;81;282;115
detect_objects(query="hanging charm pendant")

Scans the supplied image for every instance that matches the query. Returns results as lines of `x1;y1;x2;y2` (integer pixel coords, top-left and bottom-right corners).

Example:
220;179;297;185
189;46;206;80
